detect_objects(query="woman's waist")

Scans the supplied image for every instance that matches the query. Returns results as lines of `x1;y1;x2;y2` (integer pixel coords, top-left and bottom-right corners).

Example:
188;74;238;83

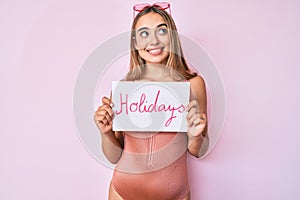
114;150;187;174
112;153;189;200
113;153;187;179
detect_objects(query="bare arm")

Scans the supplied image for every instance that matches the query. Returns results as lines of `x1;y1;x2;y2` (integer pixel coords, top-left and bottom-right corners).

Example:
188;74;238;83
94;96;123;164
186;76;209;158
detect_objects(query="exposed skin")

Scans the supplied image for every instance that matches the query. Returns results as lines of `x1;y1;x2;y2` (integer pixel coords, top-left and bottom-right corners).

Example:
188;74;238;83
94;12;208;200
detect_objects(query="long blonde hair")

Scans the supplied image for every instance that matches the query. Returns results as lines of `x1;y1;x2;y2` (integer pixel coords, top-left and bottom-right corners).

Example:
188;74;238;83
126;6;197;81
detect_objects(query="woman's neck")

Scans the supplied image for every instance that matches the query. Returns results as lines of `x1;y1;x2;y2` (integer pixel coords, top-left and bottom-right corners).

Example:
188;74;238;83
140;63;168;81
140;62;184;82
145;63;166;73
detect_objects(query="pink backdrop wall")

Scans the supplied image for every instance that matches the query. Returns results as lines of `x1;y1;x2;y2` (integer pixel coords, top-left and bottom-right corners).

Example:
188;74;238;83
1;0;300;199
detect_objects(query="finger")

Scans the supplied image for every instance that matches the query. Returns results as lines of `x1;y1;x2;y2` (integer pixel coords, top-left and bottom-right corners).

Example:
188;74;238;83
196;122;206;134
96;109;112;119
186;107;199;120
94;115;108;126
199;113;207;122
102;96;114;107
188;113;200;126
97;105;106;112
97;104;114;117
103;117;112;126
194;114;207;126
186;100;198;112
193;117;202;126
102;105;114;118
96;110;113;123
196;114;207;128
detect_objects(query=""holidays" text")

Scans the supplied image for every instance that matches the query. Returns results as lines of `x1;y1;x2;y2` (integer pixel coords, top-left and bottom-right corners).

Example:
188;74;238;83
115;90;185;127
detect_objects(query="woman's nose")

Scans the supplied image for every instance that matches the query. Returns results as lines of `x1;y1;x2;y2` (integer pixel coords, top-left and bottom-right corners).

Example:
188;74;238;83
149;31;159;45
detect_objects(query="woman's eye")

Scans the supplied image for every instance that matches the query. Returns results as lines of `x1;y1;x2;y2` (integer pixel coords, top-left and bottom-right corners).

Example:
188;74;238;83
158;28;168;35
139;31;149;38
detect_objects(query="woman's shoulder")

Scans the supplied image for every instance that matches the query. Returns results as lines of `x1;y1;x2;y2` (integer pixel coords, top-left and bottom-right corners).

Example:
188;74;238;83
189;75;206;88
189;75;207;109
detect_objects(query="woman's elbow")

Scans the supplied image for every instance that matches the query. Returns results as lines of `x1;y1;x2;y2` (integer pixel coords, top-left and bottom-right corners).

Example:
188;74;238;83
102;147;122;164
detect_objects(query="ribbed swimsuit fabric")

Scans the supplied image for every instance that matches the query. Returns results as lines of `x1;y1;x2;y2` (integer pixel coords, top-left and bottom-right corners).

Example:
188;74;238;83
111;132;190;200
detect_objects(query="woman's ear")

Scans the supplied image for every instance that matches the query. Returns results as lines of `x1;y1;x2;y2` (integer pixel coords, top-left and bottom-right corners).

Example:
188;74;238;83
133;37;138;50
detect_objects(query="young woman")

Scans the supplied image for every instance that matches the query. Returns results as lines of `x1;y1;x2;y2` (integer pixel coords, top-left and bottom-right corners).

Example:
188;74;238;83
94;3;209;200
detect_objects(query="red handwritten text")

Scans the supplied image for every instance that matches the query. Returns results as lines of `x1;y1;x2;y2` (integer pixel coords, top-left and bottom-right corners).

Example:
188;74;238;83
115;90;185;127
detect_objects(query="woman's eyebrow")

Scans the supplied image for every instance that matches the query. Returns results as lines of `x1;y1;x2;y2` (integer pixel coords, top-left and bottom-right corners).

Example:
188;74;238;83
157;23;168;28
137;27;149;32
137;23;168;32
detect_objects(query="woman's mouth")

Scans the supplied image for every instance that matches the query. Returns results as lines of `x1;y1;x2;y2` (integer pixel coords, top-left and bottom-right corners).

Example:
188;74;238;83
146;47;164;56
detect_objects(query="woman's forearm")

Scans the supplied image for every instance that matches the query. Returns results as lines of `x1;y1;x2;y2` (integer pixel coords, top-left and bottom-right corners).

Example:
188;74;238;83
100;131;123;164
187;133;209;158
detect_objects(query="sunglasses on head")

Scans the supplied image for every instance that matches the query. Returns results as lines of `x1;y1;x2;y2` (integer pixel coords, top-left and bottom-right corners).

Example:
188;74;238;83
133;2;171;18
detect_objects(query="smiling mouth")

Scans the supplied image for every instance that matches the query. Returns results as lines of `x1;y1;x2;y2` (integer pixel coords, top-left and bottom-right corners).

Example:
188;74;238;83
146;47;164;56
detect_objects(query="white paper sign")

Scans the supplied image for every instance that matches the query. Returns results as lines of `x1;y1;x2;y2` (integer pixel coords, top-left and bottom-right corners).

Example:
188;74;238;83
112;81;190;132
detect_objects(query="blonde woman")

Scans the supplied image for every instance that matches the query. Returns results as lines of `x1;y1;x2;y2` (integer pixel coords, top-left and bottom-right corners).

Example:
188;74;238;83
94;3;209;200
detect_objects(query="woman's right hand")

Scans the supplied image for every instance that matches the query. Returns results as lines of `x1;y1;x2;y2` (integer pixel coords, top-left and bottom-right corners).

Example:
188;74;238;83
94;96;114;135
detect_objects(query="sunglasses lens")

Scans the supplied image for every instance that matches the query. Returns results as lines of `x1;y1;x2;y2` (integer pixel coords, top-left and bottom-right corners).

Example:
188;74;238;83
133;3;150;11
133;2;171;18
153;2;170;9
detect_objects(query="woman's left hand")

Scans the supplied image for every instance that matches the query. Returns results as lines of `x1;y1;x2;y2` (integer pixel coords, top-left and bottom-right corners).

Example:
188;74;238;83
186;100;207;138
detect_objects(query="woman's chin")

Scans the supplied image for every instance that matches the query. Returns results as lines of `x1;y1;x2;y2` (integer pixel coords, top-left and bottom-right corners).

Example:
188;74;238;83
144;55;169;65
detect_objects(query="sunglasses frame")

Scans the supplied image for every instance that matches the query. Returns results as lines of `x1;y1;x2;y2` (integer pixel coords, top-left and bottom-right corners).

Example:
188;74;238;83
133;2;171;18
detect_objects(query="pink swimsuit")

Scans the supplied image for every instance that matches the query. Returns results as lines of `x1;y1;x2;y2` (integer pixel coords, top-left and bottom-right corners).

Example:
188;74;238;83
111;132;190;200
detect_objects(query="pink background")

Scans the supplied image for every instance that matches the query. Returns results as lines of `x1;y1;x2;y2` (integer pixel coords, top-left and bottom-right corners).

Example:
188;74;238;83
1;0;300;199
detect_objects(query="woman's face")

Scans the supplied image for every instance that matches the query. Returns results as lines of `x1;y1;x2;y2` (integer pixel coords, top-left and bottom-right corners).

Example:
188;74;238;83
134;12;170;65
